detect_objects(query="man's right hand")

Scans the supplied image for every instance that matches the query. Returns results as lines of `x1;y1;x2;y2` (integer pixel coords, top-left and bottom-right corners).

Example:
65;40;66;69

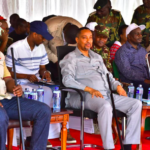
27;75;39;82
84;87;104;98
0;102;3;107
144;79;150;84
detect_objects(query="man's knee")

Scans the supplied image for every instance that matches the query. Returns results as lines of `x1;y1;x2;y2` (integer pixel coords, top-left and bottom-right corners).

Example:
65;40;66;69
134;100;142;110
98;102;112;113
40;104;51;118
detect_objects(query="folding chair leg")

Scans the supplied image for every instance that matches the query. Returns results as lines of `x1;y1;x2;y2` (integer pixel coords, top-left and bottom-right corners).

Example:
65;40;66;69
80;101;84;150
122;117;126;140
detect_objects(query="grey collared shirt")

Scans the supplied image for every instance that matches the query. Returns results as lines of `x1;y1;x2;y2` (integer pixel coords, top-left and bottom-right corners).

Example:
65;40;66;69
60;47;121;107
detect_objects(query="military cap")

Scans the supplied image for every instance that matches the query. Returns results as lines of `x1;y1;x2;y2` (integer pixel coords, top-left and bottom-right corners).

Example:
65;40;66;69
94;25;110;38
93;0;108;10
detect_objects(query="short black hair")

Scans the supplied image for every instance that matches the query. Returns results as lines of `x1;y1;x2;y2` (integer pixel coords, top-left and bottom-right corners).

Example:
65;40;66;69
76;27;92;37
118;25;128;36
15;18;27;28
42;15;57;22
10;13;19;21
64;24;79;44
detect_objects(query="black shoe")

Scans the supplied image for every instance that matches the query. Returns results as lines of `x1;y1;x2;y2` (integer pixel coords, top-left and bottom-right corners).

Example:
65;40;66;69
25;136;52;149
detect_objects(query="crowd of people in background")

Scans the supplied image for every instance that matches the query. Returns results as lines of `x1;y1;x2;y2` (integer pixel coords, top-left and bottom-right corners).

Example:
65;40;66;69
0;0;150;150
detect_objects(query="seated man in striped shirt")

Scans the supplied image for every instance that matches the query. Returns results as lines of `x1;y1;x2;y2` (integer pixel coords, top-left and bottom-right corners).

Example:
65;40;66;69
5;21;53;148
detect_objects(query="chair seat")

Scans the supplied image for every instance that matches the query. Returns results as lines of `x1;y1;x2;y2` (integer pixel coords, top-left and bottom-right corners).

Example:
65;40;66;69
115;110;127;118
66;108;127;119
8;120;31;129
66;107;97;119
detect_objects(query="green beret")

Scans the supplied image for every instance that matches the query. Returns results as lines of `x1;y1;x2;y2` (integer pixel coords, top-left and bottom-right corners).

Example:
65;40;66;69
93;0;108;10
94;25;110;38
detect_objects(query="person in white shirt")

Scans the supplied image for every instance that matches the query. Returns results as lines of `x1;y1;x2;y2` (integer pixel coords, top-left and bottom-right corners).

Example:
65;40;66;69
6;21;53;148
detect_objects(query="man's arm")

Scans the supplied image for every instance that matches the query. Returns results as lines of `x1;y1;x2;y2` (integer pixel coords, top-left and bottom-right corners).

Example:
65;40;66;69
0;30;8;53
39;65;51;82
3;62;23;97
4;77;22;97
43;40;58;63
7;66;39;82
4;77;15;93
60;54;86;90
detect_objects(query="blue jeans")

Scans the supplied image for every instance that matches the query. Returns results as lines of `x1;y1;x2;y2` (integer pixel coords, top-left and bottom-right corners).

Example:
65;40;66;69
0;97;51;150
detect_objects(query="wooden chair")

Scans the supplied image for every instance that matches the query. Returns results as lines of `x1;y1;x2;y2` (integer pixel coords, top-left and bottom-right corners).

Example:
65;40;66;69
7;120;30;150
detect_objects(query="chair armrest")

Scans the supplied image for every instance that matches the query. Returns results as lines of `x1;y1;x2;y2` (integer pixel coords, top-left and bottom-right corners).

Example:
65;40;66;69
59;86;84;102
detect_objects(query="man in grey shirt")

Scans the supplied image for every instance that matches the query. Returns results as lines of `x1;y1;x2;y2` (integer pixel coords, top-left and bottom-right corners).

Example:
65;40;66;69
60;27;142;150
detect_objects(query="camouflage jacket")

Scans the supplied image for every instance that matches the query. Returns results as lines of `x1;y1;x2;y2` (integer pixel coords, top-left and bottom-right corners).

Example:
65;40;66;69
91;45;112;73
86;10;125;48
132;5;150;48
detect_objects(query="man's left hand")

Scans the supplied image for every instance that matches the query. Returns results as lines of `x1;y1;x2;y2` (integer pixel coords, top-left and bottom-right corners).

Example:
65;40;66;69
13;85;23;97
42;71;51;82
116;85;127;97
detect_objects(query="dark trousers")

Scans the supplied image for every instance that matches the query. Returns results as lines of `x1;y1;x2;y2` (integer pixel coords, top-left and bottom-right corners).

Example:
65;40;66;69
0;97;51;150
132;81;150;99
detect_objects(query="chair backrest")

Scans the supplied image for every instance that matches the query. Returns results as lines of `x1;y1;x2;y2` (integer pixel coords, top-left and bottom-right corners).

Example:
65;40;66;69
147;53;150;77
112;61;119;79
56;46;76;108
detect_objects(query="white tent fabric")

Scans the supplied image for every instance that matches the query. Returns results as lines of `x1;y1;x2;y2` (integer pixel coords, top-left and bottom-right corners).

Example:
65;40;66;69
1;0;143;25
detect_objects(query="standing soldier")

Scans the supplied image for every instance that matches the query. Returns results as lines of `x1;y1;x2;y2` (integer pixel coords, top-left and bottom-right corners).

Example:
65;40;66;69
132;0;150;51
91;25;112;72
86;0;125;48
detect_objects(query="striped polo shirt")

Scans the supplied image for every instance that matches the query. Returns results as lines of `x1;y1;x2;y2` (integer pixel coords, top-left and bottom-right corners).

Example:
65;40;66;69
6;37;49;80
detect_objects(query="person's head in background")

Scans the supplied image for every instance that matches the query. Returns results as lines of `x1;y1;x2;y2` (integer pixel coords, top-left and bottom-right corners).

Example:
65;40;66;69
127;23;145;49
42;15;57;22
0;16;9;34
63;23;79;45
93;25;110;48
28;21;53;48
15;18;28;35
118;25;128;45
86;22;98;48
9;13;19;28
94;0;111;18
143;0;150;8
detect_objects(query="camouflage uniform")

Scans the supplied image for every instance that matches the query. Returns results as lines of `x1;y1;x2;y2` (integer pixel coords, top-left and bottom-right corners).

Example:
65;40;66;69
132;5;150;48
87;10;125;48
91;25;112;72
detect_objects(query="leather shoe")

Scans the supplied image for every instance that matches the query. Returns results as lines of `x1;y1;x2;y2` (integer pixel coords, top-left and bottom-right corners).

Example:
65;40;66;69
60;129;76;143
